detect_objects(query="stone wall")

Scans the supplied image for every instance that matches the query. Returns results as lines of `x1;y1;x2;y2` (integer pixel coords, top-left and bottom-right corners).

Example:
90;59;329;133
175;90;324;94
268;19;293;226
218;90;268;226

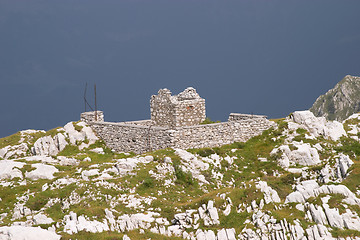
172;115;274;150
87;113;274;154
90;122;173;153
228;113;267;122
81;88;274;154
150;87;206;128
80;111;104;123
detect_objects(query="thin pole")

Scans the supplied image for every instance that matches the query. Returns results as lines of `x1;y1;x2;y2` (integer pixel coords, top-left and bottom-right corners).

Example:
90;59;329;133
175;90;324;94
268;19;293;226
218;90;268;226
84;83;88;112
94;84;97;121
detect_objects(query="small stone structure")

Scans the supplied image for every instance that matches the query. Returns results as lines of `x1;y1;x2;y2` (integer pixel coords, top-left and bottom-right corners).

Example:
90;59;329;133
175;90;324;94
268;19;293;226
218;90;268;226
81;87;274;154
150;87;206;128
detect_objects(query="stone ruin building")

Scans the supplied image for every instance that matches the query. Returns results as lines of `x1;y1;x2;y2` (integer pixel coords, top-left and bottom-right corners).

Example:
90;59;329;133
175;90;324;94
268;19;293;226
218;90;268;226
81;87;274;154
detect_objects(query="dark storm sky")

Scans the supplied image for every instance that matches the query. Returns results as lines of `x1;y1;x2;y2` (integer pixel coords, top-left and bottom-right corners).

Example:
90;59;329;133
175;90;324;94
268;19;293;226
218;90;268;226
1;0;360;137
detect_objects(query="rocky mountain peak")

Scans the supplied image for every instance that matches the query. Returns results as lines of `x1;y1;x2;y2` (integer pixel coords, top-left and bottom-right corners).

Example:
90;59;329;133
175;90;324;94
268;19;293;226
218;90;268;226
310;75;360;121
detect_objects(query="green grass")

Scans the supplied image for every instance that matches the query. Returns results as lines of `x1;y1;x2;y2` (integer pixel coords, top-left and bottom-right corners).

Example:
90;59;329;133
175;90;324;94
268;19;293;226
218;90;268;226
269;204;305;223
336;137;360;158
174;164;197;187
73;122;84;132
200;117;221;125
328;194;346;214
0;132;21;149
331;229;360;238
219;210;250;233
265;173;301;200
342;163;360;192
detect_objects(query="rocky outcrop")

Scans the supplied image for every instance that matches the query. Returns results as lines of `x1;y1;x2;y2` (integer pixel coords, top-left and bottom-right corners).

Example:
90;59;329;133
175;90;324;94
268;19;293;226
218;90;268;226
310;75;360;121
272;142;321;168
285;180;360;205
290;110;346;141
32;133;67;156
25;163;59;180
0;143;29;159
255;181;281;204
0;160;25;180
0;226;60;240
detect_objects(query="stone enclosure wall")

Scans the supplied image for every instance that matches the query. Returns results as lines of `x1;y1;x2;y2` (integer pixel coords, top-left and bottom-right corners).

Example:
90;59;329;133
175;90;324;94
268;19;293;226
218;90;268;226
90;122;173;153
85;113;274;154
82;87;274;154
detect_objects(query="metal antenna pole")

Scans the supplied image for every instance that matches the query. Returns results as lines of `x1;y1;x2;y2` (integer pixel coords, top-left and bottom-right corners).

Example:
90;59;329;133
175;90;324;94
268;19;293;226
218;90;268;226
94;84;97;121
84;83;88;112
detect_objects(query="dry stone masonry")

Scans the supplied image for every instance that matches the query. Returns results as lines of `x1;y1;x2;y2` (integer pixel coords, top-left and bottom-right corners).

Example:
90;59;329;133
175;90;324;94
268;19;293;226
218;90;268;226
151;87;206;128
81;87;274;153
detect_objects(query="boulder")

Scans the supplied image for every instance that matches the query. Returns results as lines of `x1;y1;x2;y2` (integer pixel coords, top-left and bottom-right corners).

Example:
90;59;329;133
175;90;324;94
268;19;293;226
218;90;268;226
123;235;131;240
274;143;320;167
0;143;29;159
204;230;216;240
32;136;59;156
0;226;60;240
290;110;346;141
31;132;68;157
216;229;227;240
33;213;54;225
81;169;100;181
53;133;68;152
25;163;59;180
64;121;98;149
57;156;79;166
336;154;353;179
256;181;281;204
0;160;25;180
64;122;85;145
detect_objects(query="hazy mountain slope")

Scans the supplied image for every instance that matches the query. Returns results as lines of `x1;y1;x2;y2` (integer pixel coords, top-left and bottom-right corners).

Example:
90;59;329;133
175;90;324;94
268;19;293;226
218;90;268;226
0;113;360;240
310;75;360;121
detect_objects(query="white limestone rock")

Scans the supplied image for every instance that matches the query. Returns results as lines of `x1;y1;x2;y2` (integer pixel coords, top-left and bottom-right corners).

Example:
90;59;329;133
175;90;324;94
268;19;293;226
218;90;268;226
290;110;346;141
174;149;209;185
63;212;110;234
77;122;99;143
335;154;354;180
207;200;220;225
322;204;344;228
31;132;68;157
273;143;320;167
225;228;236;240
53;133;68;152
57;156;79;166
33;213;54;225
286;181;360;207
81;169;100;181
90;147;105;154
30;156;58;164
0;160;25;180
64;121;98;149
0;226;60;240
256;181;281;204
32;136;59;156
204;230;216;240
0;143;29;159
123;235;131;240
25;163;59;180
64;122;85;145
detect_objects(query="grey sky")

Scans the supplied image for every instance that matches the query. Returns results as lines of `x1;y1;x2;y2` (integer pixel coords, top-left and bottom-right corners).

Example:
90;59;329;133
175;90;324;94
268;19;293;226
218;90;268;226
1;0;360;137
